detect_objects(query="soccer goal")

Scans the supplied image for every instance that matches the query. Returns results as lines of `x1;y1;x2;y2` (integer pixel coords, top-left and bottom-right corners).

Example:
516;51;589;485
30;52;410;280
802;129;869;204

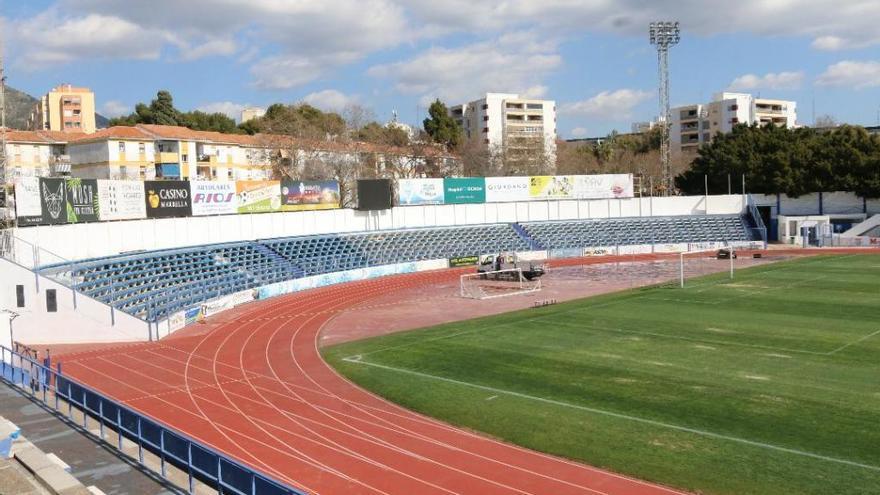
460;268;543;300
675;248;736;288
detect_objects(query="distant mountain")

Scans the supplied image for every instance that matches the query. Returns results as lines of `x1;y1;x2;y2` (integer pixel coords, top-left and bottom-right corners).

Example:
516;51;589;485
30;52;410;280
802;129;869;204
3;85;38;129
3;85;110;130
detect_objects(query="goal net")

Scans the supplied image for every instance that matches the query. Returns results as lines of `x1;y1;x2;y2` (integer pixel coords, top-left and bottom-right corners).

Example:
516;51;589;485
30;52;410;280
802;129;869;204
460;268;542;300
673;248;737;289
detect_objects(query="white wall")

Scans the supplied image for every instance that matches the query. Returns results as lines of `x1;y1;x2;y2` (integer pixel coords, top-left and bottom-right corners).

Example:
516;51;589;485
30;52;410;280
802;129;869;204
11;194;746;262
0;258;151;345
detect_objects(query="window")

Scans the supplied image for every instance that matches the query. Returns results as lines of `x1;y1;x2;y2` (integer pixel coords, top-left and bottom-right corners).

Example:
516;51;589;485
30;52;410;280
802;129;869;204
181;154;188;162
526;103;542;110
481;104;488;110
16;285;24;307
65;122;73;128
63;109;73;117
118;141;125;153
74;122;81;128
483;115;489;121
46;289;57;312
484;138;490;144
138;142;146;154
482;127;489;133
730;117;739;124
120;165;128;177
729;104;738;111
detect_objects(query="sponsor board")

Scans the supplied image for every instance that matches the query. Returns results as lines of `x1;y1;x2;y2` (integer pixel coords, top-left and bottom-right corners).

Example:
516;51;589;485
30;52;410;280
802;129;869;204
687;242;727;252
448;255;480;267
549;248;582;259
257;262;418;301
202;296;233;317
485;176;530;203
39;178;69;225
443;177;486;204
229;289;255;307
514;250;548;261
65;178;99;223
190;181;237;216
280;180;340;211
398;178;445;205
654;243;690;253
583;247;613;257
415;259;449;271
617;244;653;255
168;311;186;332
144;180;192;218
237;180;281;213
529;174;634;200
184;306;204;325
98;180;146;221
13;177;43;226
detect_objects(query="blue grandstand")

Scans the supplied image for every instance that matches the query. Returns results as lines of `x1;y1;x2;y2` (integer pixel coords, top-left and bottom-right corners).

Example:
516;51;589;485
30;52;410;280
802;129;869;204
39;214;760;322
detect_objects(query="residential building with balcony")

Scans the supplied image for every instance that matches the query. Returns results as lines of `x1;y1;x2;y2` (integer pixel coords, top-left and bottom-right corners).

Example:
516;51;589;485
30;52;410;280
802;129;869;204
2;129;77;181
27;84;98;134
449;93;557;166
240;107;266;123
670;92;797;156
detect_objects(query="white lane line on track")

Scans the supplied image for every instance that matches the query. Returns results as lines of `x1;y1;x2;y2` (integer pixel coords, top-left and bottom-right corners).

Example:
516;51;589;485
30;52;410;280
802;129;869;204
342;357;880;473
827;329;880;355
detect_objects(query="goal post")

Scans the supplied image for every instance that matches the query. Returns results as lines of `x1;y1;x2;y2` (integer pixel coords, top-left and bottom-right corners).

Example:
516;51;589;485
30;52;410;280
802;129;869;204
460;268;542;300
677;248;735;288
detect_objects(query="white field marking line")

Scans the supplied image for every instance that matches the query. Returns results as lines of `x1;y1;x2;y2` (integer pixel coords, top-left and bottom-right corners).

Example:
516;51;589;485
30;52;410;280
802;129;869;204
241;309;466;495
827;329;880;355
283;289;576;495
68;360;309;489
560;320;831;357
343;357;880;473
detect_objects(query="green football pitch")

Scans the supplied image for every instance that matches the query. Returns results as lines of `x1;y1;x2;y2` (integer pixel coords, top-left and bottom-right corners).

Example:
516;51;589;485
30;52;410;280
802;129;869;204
324;254;880;495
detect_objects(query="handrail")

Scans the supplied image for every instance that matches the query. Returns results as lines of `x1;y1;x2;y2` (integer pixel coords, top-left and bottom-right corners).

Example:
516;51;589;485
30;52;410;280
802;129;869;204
746;195;769;248
0;345;306;495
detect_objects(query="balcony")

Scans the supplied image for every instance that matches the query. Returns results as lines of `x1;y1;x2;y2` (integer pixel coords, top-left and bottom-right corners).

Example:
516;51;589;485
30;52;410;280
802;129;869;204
197;154;218;165
157;152;179;163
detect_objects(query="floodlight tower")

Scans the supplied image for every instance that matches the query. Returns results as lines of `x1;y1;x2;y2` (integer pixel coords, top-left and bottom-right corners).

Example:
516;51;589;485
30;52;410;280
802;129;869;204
649;21;680;196
0;37;7;211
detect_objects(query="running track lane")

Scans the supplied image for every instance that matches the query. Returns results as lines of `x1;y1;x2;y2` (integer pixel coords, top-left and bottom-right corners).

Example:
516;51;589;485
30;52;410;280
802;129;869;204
58;263;697;495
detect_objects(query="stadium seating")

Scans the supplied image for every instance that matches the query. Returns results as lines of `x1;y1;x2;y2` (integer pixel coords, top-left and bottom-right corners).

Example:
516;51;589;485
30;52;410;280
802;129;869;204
519;214;754;250
39;215;757;322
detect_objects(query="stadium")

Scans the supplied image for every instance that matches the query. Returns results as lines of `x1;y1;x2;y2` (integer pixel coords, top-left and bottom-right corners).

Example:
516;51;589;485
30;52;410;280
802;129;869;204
1;174;879;495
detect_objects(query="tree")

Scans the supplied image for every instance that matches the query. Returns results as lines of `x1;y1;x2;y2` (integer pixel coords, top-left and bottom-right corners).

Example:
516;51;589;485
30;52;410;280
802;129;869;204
674;123;880;198
108;90;238;133
423;99;462;149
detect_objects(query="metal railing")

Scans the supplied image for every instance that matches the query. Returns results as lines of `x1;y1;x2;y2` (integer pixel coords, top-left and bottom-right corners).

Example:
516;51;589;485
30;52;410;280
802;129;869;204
0;345;306;495
747;195;768;248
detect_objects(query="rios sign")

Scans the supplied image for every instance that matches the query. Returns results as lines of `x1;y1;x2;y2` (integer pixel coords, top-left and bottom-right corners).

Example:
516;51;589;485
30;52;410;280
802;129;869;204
144;180;192;218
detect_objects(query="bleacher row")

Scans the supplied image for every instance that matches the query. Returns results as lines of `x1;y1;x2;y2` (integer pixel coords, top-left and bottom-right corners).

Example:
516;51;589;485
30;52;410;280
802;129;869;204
41;214;758;321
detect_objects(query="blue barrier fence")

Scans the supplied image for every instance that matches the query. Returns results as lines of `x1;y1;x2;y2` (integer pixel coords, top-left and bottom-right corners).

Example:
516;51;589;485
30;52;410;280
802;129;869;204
0;345;307;495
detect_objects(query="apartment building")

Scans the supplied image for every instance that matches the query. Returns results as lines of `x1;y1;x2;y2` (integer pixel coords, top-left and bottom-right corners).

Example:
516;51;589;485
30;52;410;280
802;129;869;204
241;107;266;123
450;93;557;164
2;130;76;180
28;84;98;134
671;92;797;156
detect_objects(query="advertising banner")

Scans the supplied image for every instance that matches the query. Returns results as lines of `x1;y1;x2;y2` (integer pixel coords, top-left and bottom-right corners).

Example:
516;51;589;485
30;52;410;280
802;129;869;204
144;180;192;218
184;306;203;325
38;178;69;225
448;255;480;267
190;181;237;216
98;180;147;221
13;177;43;226
65;178;99;223
280;180;340;211
443;177;485;204
571;174;633;199
485;176;530;203
168;311;186;333
398;178;445;205
237;180;281;213
529;174;634;200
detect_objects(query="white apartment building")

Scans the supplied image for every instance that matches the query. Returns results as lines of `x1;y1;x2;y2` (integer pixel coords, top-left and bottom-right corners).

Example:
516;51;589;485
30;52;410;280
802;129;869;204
449;93;557;165
671;92;797;156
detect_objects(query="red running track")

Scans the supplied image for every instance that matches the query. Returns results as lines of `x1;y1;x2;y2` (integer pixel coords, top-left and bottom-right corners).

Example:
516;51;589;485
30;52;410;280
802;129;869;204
58;267;691;495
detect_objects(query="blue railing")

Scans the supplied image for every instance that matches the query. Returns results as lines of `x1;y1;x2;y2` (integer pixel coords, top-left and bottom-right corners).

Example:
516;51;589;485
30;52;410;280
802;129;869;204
0;346;307;495
747;196;769;248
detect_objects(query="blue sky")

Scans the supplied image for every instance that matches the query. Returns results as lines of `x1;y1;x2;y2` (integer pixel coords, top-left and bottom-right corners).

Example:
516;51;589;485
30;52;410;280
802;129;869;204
3;0;879;138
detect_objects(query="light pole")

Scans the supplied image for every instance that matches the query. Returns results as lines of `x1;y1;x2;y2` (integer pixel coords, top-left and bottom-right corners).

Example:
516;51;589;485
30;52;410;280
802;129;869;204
649;21;680;196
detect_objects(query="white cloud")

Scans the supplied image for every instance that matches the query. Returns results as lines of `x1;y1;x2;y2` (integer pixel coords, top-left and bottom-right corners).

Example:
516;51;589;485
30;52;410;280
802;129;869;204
727;71;804;91
302;90;359;111
570;127;589;138
559;89;652;120
368;33;561;103
816;60;880;89
196;102;248;121
11;11;164;66
100;100;130;118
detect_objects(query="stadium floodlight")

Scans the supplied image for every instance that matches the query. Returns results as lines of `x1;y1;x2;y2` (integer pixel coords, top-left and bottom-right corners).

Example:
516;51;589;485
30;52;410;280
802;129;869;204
649;21;680;196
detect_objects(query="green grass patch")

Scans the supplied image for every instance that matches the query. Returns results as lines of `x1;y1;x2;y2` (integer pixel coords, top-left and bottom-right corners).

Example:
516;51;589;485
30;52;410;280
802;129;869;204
324;255;880;495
